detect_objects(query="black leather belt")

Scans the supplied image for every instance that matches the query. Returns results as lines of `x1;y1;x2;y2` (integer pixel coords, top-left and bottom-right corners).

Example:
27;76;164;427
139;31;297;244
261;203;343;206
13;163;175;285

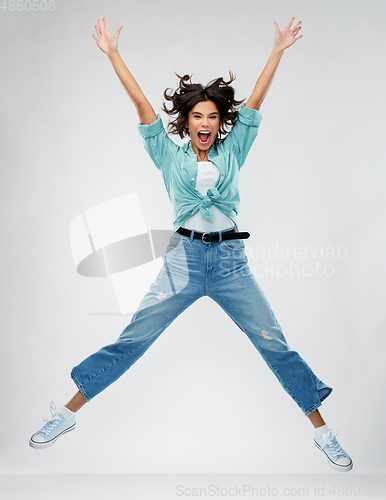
176;226;250;244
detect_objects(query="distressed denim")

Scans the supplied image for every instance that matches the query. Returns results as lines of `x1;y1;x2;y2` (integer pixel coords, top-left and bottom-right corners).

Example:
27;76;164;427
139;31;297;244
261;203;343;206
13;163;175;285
71;228;332;416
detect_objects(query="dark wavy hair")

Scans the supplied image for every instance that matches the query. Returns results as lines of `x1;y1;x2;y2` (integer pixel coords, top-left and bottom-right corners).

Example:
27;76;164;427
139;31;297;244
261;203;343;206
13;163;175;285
162;72;245;144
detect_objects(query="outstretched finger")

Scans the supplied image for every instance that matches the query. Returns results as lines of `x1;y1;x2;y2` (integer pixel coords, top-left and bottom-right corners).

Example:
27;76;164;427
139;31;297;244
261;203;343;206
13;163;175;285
102;17;110;34
114;25;124;39
97;19;104;35
286;16;295;29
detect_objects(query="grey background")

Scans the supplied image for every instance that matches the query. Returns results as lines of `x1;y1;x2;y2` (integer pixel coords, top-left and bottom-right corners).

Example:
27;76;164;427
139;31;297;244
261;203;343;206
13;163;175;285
0;0;385;479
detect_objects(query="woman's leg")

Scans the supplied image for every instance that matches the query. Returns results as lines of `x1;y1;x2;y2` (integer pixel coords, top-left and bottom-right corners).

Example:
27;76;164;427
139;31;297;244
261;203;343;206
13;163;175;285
65;390;87;413
307;408;326;428
30;233;203;448
208;238;332;417
208;238;352;471
70;233;203;402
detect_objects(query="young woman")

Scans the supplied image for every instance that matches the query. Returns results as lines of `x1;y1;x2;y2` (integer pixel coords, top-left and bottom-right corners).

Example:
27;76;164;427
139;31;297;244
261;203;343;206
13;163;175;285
29;17;353;472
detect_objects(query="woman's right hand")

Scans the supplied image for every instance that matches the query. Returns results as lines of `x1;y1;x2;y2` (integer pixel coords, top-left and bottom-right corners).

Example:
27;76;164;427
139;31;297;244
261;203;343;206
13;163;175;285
92;18;123;58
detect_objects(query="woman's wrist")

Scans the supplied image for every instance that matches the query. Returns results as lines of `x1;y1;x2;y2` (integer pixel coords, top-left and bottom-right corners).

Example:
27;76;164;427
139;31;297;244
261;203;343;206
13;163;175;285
272;45;284;58
108;49;121;62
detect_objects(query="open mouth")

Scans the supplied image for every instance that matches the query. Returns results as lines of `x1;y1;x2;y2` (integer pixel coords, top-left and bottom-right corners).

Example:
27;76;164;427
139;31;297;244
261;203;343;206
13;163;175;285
198;131;211;145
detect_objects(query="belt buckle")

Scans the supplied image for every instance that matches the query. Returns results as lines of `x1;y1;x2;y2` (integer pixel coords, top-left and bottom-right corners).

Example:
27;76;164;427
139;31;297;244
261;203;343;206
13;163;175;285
202;232;211;244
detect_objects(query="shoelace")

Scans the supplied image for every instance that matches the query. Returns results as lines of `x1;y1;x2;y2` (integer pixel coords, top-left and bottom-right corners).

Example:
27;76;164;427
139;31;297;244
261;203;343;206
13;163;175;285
39;399;63;436
322;430;346;459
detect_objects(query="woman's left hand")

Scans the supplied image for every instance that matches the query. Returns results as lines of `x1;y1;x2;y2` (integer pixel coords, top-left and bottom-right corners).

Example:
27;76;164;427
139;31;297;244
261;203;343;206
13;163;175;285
273;17;302;52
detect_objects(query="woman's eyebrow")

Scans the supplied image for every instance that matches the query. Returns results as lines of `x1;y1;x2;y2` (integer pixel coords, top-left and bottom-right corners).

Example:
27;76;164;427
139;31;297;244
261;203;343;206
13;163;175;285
192;112;219;116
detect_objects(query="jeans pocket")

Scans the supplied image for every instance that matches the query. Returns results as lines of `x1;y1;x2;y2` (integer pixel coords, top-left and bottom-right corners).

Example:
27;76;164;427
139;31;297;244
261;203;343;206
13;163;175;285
166;234;191;252
222;238;245;251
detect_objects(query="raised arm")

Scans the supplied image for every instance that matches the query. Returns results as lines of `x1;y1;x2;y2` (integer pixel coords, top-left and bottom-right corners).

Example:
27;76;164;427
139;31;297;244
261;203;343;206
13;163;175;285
245;17;303;110
92;18;157;125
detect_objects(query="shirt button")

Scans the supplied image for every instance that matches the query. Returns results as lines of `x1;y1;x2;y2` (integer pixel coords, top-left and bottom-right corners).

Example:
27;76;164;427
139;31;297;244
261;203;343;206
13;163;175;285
192;177;195;181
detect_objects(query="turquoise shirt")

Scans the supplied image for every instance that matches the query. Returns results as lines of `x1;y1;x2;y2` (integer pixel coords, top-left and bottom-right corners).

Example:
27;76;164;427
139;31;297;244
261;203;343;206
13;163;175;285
138;103;262;231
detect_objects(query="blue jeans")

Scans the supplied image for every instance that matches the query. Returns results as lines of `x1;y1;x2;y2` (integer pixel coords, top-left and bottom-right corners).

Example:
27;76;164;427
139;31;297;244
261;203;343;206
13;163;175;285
71;228;332;416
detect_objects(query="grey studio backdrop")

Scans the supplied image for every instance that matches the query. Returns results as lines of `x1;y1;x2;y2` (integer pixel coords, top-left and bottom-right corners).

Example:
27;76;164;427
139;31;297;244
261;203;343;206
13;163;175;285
0;0;385;477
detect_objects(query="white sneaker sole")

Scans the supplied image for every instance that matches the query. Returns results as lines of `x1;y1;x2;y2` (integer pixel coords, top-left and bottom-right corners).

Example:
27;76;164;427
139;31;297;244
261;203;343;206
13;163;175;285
29;423;76;449
314;439;353;472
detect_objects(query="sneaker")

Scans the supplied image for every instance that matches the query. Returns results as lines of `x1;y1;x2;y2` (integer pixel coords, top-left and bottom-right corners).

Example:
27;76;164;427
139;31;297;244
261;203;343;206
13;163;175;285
314;429;353;472
29;400;76;449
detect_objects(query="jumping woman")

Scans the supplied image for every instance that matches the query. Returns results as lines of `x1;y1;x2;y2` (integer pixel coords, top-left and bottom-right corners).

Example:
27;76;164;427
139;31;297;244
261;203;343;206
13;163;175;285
29;16;353;472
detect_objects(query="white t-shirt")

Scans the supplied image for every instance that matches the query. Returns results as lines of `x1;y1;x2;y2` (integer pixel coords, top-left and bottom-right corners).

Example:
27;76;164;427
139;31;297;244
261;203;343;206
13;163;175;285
182;161;236;232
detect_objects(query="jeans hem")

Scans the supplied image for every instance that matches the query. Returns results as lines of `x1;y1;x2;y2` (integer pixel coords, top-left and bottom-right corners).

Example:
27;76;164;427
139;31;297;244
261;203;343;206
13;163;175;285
269;357;333;417
70;368;91;402
303;387;333;417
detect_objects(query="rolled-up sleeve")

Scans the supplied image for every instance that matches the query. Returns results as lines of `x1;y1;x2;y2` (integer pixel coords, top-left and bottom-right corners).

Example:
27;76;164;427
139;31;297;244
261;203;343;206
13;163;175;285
138;115;178;171
237;103;262;127
138;114;164;138
223;103;262;168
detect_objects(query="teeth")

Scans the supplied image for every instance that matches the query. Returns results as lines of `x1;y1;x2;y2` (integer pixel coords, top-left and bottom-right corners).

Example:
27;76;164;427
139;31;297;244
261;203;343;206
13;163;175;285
198;131;210;143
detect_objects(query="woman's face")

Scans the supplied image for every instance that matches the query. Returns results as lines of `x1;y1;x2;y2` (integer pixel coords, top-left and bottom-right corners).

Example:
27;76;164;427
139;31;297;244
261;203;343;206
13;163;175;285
187;100;220;156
